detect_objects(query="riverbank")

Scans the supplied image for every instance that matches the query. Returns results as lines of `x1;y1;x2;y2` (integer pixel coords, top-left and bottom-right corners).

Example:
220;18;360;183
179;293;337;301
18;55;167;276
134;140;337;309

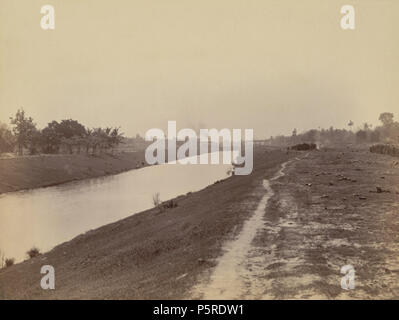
0;148;291;299
2;146;396;299
0;152;147;194
192;146;399;299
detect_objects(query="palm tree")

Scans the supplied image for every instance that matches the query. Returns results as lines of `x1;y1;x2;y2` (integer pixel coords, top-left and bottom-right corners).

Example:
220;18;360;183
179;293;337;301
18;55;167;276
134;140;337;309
348;120;354;131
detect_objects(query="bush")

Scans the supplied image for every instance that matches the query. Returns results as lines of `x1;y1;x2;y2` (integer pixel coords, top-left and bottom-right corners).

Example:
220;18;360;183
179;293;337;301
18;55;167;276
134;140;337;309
5;258;14;267
27;247;40;259
370;144;399;157
290;143;317;151
162;199;178;209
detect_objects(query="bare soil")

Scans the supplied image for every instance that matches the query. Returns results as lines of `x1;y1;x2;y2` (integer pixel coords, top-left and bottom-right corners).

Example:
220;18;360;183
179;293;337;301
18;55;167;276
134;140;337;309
193;147;399;299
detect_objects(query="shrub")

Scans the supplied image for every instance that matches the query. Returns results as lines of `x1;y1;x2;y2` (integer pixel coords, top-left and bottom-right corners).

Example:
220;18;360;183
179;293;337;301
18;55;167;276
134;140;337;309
162;199;178;209
27;247;40;259
5;258;14;267
290;143;317;151
370;144;399;157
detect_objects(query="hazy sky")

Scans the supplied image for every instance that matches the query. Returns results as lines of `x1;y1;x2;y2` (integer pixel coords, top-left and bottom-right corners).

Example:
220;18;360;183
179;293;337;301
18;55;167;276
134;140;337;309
1;0;398;138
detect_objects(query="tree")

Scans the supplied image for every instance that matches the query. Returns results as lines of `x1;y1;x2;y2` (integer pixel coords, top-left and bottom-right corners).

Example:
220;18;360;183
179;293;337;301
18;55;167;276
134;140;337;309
83;128;93;154
0;122;15;153
55;119;86;154
363;123;372;131
56;119;86;138
376;113;399;143
87;127;124;154
109;127;124;151
6;110;125;155
369;130;380;142
41;121;61;153
303;129;318;143
347;120;354;131
90;128;104;154
356;130;367;143
28;128;42;154
9;109;37;155
379;112;394;127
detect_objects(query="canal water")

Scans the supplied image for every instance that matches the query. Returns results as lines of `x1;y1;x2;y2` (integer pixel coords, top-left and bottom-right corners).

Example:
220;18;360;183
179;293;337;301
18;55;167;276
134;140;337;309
0;154;232;262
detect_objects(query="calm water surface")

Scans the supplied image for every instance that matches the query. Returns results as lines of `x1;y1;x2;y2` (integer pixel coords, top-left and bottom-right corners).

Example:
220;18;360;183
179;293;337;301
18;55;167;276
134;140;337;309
0;153;232;261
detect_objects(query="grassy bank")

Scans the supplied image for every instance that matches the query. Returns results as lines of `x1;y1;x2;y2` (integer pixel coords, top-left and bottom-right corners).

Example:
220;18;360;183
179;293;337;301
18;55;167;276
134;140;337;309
0;152;147;194
0;148;291;299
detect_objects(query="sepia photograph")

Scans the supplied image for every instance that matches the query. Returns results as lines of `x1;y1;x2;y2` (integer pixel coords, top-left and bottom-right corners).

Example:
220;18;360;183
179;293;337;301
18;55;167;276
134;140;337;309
0;0;398;311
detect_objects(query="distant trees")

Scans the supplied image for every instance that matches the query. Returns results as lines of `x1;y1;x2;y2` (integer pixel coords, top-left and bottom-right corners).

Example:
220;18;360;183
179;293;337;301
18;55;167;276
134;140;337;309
356;123;379;143
0;122;15;153
3;108;399;155
303;129;318;143
347;120;354;131
109;127;124;152
375;112;399;143
9;109;37;155
363;123;372;131
356;129;367;143
84;127;124;155
57;119;86;154
2;108;125;155
41;119;87;154
28;128;43;155
378;112;394;126
41;121;61;153
267;112;399;147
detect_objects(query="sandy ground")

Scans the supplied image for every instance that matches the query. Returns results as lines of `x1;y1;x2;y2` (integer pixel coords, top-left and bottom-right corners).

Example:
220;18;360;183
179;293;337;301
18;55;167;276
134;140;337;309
0;152;147;194
1;146;398;299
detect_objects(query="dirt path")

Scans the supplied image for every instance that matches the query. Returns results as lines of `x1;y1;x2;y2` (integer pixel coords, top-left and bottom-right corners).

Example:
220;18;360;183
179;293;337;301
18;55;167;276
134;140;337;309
191;158;299;299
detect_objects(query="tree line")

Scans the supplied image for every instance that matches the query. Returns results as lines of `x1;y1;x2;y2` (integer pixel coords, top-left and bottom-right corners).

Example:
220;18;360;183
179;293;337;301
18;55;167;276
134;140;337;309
0;109;124;155
268;112;399;147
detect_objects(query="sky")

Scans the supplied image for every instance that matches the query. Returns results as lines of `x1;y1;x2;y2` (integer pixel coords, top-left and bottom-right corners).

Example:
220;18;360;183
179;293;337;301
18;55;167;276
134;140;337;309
0;0;398;138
